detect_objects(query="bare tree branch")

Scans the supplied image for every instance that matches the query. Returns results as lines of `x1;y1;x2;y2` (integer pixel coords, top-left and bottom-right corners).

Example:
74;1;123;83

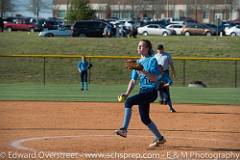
0;0;15;18
26;0;50;19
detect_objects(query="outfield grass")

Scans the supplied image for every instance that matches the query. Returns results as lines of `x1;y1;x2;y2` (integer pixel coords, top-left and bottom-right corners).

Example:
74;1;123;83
0;32;240;86
0;84;239;105
1;53;239;87
0;32;240;104
0;32;240;57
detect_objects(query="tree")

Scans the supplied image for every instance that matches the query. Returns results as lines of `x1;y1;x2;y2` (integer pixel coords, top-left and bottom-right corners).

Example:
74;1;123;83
105;4;112;19
66;0;95;22
0;0;14;18
232;0;240;16
104;0;112;19
26;0;49;19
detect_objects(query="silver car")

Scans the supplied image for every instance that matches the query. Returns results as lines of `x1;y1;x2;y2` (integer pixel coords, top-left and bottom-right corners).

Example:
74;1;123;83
166;24;184;35
39;25;72;37
225;25;240;36
137;24;171;36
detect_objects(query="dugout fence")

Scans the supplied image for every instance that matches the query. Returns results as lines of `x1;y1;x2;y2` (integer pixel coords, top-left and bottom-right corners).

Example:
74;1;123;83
0;55;239;88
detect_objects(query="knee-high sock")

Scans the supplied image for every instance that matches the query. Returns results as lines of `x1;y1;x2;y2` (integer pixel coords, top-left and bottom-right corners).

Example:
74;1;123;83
84;82;88;90
147;122;162;139
167;100;173;108
158;89;163;101
122;108;132;129
81;82;84;89
165;89;173;108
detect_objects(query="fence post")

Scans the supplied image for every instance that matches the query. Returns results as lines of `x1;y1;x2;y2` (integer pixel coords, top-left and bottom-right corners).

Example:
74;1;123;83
183;59;186;86
43;57;46;85
88;58;91;84
235;60;238;88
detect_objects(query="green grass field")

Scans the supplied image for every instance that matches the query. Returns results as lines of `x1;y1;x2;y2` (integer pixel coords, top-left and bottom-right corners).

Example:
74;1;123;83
0;84;240;105
0;32;240;57
0;32;240;104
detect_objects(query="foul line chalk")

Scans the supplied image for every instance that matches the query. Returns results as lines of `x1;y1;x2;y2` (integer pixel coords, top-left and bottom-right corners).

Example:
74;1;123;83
10;134;225;152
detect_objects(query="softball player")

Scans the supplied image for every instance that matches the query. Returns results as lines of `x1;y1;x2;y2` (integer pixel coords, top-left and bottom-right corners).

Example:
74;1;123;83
115;39;166;148
154;44;176;112
78;56;90;91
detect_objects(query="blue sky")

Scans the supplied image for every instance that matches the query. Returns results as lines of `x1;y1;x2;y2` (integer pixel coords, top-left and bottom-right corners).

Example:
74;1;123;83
10;0;53;18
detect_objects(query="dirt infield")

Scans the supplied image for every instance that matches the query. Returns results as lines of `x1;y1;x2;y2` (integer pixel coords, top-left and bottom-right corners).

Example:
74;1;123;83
0;101;240;160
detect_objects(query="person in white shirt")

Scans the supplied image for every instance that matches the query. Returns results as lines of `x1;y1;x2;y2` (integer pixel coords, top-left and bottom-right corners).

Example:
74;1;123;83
154;44;176;112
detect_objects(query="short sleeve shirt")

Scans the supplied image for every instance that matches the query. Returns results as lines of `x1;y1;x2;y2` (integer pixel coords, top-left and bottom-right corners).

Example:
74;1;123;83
154;52;173;71
131;57;160;89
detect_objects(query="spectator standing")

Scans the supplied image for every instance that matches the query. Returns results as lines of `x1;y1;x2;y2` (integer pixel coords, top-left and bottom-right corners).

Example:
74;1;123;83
0;17;4;32
129;25;137;38
103;25;112;37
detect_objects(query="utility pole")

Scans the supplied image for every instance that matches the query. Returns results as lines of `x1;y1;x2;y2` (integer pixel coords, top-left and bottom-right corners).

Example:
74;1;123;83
67;0;70;11
195;0;197;21
1;0;5;18
118;1;120;19
167;0;169;17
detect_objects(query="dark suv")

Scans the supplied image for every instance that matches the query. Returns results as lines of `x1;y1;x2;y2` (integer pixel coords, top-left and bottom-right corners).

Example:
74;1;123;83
72;20;115;37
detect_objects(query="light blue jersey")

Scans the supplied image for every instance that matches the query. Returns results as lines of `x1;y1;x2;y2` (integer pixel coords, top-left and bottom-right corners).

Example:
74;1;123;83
131;57;160;89
79;61;89;72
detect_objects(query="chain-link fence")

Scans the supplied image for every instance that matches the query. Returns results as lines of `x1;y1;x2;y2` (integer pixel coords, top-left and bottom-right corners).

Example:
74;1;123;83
0;56;239;88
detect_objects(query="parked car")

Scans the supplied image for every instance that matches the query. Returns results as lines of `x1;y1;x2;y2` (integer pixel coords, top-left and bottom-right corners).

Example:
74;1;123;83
225;25;240;36
167;17;185;24
181;23;213;36
25;17;46;31
42;20;61;30
217;21;240;35
4;17;17;23
203;23;217;30
110;19;125;26
3;17;38;32
72;20;115;37
137;24;171;36
139;19;169;27
39;25;72;37
27;17;46;32
201;23;218;35
166;24;184;35
48;17;64;26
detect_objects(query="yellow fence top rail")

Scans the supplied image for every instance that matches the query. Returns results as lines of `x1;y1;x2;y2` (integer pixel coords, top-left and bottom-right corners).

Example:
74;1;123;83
0;54;240;61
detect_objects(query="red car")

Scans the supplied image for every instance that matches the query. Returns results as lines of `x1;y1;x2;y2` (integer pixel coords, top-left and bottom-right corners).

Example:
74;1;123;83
4;18;37;32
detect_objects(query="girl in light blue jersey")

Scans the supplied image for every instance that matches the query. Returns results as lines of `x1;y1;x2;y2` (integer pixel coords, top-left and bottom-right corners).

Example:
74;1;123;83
78;56;91;91
115;39;166;148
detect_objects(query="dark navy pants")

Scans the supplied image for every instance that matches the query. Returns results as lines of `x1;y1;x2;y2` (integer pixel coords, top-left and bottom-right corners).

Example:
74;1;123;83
158;70;172;104
159;86;171;104
125;88;157;125
80;70;88;82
